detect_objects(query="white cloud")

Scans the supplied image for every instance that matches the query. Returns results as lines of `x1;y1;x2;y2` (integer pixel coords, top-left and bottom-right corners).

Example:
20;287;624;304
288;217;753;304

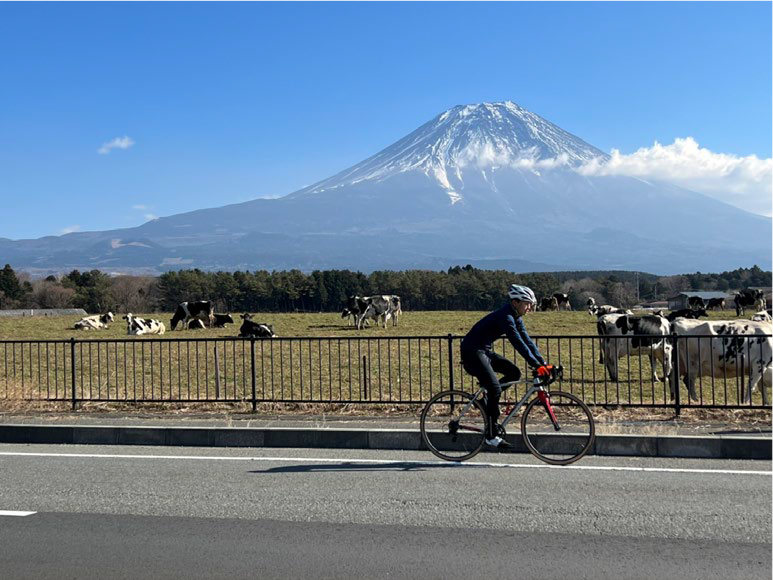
132;204;148;210
144;213;158;221
98;136;135;155
59;225;81;235
577;137;772;217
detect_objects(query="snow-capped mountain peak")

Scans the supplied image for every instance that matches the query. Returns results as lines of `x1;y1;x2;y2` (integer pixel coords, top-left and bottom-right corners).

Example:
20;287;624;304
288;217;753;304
298;101;609;196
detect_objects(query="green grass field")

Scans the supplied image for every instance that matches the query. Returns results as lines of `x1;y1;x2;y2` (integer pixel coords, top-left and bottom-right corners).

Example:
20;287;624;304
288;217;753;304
0;309;769;408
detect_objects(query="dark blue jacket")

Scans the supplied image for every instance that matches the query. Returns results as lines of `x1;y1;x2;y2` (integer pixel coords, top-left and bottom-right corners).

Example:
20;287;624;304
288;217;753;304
461;302;546;368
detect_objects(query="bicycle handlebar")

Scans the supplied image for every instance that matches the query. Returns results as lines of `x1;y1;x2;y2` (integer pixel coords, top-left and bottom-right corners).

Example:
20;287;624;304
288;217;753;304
532;364;563;386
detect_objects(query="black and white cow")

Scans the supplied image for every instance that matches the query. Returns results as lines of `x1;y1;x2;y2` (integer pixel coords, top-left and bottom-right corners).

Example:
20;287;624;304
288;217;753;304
238;314;277;338
672;319;771;404
590;305;633;317
596;313;672;383
665;308;708;322
553;293;572;311
188;319;206;330
586;297;596;315
123;313;166;336
213;313;234;328
358;295;402;329
706;297;726;311
751;310;772;323
539;297;558;311
170;301;215;330
74;312;114;330
687;296;706;311
734;289;766;316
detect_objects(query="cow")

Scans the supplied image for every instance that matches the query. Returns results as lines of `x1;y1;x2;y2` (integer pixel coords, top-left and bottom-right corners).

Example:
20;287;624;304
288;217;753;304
591;305;632;317
553;293;572;311
341;305;368;327
672;319;771;404
539;297;558;311
358;295;402;329
734;289;766;317
188;319;206;330
123;313;166;336
238;314;277;338
706;297;726;311
751;310;772;323
74;312;114;330
596;313;672;383
687;296;706;311
665;308;708;322
586;297;596;315
344;296;370;327
213;313;234;328
170;301;215;330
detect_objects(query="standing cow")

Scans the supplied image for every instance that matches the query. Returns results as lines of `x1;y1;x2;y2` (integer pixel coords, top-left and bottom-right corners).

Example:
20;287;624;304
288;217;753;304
170;301;215;330
672;319;771;404
539;297;558;311
596;313;672;383
734;289;766;316
706;297;725;311
358;295;401;329
553;293;572;311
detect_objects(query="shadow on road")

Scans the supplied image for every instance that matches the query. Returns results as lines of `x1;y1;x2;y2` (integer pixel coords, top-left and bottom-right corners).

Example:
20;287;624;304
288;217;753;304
251;461;486;473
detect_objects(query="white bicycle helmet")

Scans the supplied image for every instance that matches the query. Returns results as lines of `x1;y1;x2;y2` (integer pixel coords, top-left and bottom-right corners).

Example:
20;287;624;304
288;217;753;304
508;284;537;304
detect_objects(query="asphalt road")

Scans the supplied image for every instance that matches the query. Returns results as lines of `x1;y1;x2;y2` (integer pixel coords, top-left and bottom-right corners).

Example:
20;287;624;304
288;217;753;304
1;444;770;579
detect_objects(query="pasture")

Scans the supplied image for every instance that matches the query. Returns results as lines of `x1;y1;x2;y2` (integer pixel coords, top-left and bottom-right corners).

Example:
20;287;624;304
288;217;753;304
1;308;770;412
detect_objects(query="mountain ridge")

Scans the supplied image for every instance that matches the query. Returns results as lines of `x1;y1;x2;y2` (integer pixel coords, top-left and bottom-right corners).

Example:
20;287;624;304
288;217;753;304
2;101;769;276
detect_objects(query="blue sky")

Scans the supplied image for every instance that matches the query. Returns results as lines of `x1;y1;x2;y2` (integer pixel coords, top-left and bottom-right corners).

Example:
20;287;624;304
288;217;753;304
1;1;770;240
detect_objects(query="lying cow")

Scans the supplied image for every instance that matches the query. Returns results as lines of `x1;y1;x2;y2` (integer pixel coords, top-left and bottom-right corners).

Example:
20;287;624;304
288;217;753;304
734;289;766;317
123;313;166;336
170;301;215;330
665;308;708;322
213;313;234;328
597;313;672;383
358;295;402;329
74;312;114;330
751;310;772;323
672;319;771;404
553;293;572;311
591;305;632;317
188;319;206;330
238;314;277;338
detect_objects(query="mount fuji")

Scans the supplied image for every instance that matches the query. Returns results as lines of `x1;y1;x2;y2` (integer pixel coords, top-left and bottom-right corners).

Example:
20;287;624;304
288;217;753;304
2;102;770;275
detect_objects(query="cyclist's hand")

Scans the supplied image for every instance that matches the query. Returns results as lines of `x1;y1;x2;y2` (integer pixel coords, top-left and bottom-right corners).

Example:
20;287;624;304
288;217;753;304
534;364;553;379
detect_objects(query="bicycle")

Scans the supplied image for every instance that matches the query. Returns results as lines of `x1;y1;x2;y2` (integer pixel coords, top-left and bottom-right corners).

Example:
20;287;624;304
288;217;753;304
419;365;595;465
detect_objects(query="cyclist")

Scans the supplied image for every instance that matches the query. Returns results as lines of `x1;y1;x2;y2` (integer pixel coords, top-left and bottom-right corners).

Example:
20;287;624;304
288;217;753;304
460;284;550;449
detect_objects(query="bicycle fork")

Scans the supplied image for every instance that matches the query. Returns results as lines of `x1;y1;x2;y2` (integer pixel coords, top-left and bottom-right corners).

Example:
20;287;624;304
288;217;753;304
537;390;561;431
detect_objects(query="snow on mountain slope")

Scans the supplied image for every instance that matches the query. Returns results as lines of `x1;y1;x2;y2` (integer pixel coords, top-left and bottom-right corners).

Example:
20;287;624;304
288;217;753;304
291;101;608;204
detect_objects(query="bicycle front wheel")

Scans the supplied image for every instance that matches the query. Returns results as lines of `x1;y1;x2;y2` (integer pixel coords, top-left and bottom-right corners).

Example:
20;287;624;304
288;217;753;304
420;390;488;462
521;390;595;465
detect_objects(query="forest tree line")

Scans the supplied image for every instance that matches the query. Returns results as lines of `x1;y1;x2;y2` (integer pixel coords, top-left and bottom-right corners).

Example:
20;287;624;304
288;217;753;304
0;263;769;315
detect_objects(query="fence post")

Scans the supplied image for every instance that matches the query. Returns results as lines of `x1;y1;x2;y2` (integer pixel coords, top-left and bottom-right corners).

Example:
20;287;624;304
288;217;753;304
362;355;368;400
250;338;257;412
70;337;77;410
447;334;455;391
670;332;681;416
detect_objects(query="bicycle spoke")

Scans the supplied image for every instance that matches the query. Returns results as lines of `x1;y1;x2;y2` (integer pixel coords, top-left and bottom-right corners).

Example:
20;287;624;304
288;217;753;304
420;390;487;461
521;390;595;465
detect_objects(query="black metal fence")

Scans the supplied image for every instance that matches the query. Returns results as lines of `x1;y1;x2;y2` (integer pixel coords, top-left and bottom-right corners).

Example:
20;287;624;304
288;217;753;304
1;334;770;412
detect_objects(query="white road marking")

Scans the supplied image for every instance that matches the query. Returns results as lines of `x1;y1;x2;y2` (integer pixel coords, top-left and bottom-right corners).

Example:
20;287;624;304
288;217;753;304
0;451;770;475
0;510;36;517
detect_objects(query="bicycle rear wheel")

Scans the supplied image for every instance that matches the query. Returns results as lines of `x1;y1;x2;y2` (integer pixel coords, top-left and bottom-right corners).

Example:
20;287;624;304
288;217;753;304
420;390;488;462
521;390;595;465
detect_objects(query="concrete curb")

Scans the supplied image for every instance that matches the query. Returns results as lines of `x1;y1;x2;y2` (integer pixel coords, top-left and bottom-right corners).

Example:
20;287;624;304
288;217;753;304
0;424;770;459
